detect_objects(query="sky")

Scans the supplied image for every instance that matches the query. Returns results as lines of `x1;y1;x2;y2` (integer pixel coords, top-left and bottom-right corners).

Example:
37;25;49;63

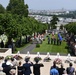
0;0;76;10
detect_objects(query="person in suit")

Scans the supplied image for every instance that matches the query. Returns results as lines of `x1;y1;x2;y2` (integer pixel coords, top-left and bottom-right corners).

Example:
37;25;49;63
2;60;12;75
22;57;33;75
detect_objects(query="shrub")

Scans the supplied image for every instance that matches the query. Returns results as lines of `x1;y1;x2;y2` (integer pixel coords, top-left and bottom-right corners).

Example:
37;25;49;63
36;44;40;48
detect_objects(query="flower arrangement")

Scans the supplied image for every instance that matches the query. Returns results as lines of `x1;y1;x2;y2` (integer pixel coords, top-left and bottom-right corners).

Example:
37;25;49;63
34;56;42;62
65;54;72;63
5;55;23;60
44;57;51;62
65;59;71;63
5;55;13;60
0;56;4;60
13;55;23;60
54;58;62;64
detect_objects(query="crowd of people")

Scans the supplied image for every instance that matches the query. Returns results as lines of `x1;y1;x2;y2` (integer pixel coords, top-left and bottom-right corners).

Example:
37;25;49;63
0;57;44;75
50;61;75;75
47;32;63;45
0;56;76;75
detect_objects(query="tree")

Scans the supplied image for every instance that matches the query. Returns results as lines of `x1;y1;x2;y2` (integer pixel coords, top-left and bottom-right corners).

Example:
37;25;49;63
60;25;64;30
50;15;59;29
6;0;28;17
64;22;76;34
0;4;5;13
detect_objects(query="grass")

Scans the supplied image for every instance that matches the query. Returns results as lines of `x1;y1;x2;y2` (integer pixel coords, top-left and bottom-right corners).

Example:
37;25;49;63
32;35;68;54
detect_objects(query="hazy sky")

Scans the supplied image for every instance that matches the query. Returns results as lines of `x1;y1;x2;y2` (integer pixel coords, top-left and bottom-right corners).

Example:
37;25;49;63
0;0;76;10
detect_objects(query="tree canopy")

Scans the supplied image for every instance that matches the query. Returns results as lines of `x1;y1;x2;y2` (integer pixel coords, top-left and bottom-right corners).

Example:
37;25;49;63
0;4;5;13
50;15;59;29
6;0;28;17
64;22;76;34
0;0;47;40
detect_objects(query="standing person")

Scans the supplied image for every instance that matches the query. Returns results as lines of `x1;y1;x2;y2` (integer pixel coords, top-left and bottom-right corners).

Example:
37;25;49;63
3;61;12;75
58;32;63;45
11;58;18;67
0;40;4;48
22;57;33;75
17;61;23;75
53;36;56;45
58;64;65;75
33;59;44;75
2;59;8;69
50;66;59;75
47;35;50;44
51;61;59;70
66;63;75;75
50;61;59;75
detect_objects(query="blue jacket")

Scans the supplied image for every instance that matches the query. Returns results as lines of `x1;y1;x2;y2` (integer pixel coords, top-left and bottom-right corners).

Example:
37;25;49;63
22;62;33;75
58;33;62;41
50;68;59;75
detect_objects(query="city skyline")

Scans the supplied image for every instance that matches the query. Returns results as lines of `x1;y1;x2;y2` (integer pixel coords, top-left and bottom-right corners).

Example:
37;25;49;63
0;0;76;10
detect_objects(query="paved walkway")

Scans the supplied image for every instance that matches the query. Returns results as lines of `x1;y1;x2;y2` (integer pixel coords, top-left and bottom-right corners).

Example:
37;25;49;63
20;44;36;54
20;34;47;54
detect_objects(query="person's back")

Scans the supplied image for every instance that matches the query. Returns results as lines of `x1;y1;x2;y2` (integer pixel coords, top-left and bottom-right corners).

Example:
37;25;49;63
2;59;8;68
22;58;33;75
2;59;11;75
58;64;65;75
33;61;44;75
51;61;59;70
17;61;23;75
3;65;11;75
50;68;59;75
23;63;31;75
66;63;75;75
66;67;74;75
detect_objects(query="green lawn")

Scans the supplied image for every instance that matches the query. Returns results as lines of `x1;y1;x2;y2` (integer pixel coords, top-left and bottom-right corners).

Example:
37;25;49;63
32;36;68;54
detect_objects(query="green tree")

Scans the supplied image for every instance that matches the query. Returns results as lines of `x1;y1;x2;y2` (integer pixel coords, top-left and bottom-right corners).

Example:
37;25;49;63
60;24;64;30
0;14;5;34
6;0;28;17
50;15;59;29
0;4;5;13
65;22;76;34
0;13;21;38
